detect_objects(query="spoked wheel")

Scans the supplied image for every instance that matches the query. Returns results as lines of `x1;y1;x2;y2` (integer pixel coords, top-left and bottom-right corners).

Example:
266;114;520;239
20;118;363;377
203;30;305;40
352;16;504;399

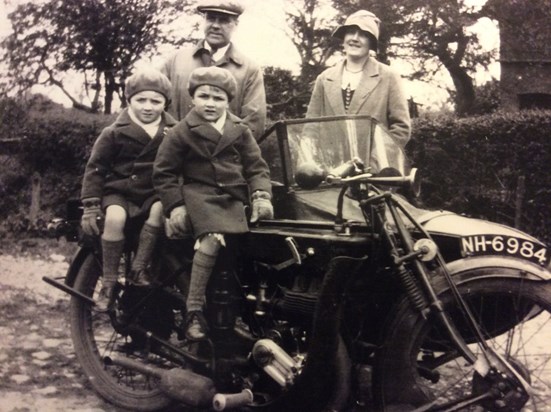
69;252;178;411
374;276;551;411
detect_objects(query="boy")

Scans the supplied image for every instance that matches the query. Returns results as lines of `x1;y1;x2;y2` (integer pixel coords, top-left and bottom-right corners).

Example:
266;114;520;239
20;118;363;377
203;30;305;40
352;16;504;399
81;67;177;311
153;66;273;340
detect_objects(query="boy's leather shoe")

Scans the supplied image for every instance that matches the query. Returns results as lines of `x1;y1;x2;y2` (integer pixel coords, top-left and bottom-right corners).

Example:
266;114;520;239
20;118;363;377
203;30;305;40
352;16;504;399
129;269;151;287
185;311;208;341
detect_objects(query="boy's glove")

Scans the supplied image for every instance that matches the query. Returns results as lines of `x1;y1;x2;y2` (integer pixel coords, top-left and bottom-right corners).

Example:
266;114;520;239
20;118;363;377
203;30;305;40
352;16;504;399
250;190;273;223
81;197;103;236
167;205;190;237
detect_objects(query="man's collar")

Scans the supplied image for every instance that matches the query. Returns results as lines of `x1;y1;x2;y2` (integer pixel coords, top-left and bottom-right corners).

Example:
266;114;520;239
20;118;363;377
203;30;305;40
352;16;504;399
193;40;244;66
204;42;230;62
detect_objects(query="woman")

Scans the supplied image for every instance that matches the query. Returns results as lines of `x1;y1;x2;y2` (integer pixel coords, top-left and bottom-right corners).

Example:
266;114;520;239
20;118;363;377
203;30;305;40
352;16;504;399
305;10;411;148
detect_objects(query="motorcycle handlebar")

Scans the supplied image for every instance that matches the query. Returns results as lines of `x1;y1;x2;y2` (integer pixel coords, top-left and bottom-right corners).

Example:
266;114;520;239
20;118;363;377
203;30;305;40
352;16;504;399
326;168;420;197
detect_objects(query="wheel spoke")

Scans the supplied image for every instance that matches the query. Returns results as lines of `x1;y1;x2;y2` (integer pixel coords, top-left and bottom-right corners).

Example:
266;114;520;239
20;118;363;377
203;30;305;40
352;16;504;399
68;253;173;410
375;277;551;411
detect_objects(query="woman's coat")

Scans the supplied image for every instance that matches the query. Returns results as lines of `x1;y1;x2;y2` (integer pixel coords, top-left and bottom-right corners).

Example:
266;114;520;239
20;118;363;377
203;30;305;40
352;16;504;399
306;57;411;148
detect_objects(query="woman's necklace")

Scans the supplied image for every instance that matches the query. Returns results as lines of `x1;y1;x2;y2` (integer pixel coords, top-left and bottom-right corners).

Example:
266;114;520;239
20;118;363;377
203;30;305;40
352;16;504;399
344;67;363;74
342;64;363;91
343;60;367;111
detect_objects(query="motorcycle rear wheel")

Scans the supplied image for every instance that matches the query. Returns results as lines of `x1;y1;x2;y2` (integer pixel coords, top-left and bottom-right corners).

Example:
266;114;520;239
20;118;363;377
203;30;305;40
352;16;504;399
69;252;175;411
374;277;551;411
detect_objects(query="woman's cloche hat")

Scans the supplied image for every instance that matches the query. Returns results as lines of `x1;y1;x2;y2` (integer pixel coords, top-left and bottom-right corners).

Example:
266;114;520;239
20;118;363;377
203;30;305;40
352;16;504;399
332;10;381;50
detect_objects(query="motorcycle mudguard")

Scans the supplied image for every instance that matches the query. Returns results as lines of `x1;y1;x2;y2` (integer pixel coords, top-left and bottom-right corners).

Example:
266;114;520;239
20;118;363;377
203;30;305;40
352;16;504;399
64;245;97;287
423;213;544;244
265;255;366;412
436;255;551;288
422;255;551;349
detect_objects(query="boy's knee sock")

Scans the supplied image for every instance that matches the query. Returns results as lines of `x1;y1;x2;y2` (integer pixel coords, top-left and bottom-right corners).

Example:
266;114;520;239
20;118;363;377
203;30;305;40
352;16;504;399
131;223;162;272
101;239;125;286
186;250;218;312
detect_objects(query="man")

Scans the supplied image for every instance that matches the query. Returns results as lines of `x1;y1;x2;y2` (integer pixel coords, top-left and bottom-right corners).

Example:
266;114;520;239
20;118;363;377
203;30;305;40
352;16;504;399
160;0;267;139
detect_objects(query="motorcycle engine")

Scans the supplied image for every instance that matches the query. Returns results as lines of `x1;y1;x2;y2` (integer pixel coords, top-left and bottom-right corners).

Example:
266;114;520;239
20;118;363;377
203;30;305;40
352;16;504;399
274;274;322;322
279;289;318;321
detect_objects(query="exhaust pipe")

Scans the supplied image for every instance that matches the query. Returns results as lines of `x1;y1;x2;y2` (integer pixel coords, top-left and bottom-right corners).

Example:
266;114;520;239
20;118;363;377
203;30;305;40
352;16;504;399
104;355;216;407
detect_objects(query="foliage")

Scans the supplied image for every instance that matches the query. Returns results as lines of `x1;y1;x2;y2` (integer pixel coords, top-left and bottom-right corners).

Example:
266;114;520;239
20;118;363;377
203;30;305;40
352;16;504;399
283;0;340;86
330;0;495;116
2;96;551;246
470;79;500;115
264;66;310;120
409;109;551;243
2;0;189;114
0;97;113;231
283;0;499;115
0;97;29;140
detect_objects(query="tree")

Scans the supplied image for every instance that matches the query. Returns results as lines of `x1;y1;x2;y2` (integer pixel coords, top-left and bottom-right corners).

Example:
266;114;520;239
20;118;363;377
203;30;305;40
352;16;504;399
264;66;309;120
2;0;190;114
284;0;338;86
332;0;495;116
470;79;499;115
271;0;340;117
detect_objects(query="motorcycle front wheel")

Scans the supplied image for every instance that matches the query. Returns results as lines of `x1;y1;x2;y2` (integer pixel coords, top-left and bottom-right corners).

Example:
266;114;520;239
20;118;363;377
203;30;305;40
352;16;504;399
69;252;175;411
374;276;551;411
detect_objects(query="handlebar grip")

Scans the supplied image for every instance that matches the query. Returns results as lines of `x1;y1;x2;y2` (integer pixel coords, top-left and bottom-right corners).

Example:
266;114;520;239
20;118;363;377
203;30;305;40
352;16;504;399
325;174;342;184
327;160;356;179
212;389;253;411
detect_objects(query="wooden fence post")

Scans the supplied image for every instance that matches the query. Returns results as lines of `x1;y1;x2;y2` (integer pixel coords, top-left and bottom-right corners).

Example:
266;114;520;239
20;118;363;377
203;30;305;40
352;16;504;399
514;175;525;229
30;172;41;224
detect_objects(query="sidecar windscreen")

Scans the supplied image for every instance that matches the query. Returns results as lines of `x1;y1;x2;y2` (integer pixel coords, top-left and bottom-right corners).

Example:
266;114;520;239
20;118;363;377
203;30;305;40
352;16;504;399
291;115;409;179
258;115;419;223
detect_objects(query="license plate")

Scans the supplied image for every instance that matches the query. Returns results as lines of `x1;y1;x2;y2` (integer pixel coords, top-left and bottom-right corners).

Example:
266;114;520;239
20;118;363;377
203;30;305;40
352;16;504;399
460;235;549;266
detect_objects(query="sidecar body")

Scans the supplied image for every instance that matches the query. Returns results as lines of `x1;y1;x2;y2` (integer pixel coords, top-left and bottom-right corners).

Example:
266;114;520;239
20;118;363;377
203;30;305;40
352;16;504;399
252;115;550;278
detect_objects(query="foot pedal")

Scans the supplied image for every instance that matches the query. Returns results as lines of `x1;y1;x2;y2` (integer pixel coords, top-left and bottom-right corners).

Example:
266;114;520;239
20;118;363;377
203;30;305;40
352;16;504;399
212;389;253;411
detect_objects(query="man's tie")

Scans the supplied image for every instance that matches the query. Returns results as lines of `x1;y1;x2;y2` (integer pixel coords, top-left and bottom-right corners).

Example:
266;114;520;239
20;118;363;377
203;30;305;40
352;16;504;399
200;48;218;66
200;49;213;66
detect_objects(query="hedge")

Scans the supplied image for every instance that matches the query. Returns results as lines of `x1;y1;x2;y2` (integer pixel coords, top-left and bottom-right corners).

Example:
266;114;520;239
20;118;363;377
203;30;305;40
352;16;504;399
408;109;551;243
1;98;550;244
0;100;114;233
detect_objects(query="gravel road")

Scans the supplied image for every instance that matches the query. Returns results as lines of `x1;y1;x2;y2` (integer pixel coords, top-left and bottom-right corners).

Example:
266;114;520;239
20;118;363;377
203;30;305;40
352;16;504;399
0;242;124;412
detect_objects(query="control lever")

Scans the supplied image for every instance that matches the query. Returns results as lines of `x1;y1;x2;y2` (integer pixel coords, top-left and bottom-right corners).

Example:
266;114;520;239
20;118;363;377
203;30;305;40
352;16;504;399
285;236;302;265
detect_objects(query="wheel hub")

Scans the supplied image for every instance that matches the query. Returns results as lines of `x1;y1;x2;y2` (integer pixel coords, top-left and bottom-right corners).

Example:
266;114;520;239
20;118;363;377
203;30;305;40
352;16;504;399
472;357;531;411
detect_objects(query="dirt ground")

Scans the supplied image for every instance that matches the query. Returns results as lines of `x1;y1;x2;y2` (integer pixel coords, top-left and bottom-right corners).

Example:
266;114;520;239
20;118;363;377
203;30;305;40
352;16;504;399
0;238;125;412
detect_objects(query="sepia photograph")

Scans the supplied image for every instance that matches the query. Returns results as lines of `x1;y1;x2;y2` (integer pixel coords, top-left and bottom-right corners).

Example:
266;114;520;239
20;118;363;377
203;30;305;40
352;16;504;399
1;0;550;411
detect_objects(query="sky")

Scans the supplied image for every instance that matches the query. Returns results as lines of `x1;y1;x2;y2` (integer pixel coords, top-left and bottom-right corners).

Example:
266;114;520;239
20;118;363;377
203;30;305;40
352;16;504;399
0;0;499;111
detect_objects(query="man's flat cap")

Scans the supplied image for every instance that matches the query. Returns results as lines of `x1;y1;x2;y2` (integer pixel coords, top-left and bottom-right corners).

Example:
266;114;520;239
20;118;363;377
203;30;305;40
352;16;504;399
197;0;244;16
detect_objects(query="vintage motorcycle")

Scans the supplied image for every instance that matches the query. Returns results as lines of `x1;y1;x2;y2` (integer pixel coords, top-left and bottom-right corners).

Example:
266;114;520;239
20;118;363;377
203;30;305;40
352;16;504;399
43;115;551;411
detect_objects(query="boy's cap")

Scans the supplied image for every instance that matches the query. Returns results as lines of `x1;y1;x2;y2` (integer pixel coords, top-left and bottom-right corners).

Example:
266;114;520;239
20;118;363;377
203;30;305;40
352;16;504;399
188;66;237;101
197;0;244;16
125;67;172;102
332;10;380;50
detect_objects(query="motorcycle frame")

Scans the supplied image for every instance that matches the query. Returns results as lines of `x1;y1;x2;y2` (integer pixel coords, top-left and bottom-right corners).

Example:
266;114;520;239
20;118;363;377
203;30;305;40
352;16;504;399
332;174;534;410
40;114;547;411
262;113;533;391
